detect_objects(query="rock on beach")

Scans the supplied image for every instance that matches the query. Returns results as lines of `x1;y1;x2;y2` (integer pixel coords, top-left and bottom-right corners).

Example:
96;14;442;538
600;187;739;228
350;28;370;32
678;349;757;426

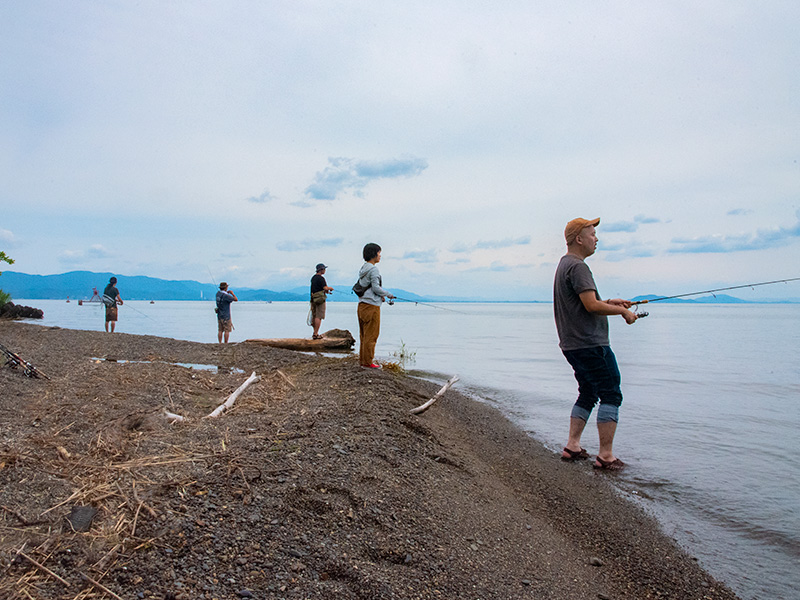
0;321;741;599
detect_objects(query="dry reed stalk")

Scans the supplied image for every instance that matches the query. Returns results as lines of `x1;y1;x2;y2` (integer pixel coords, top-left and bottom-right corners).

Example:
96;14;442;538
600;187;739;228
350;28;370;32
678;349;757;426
109;454;214;470
40;489;82;517
80;571;123;600
132;485;157;519
276;369;297;388
130;502;142;537
92;543;120;571
19;550;70;587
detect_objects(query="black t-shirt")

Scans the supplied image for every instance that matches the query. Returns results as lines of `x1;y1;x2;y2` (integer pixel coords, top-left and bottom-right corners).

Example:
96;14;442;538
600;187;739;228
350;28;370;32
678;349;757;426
103;284;119;300
310;273;327;295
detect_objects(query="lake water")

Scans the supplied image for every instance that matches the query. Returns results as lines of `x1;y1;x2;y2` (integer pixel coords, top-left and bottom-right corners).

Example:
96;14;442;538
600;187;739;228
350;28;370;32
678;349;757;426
13;299;800;600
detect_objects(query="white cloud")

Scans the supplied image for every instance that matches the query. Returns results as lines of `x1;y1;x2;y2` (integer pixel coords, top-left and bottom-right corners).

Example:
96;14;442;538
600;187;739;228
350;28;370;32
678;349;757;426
276;238;344;252
246;189;275;204
304;157;428;202
0;229;18;247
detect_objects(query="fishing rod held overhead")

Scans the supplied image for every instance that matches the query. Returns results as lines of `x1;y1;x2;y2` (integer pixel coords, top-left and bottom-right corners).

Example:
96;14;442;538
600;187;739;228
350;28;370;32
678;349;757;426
631;277;800;305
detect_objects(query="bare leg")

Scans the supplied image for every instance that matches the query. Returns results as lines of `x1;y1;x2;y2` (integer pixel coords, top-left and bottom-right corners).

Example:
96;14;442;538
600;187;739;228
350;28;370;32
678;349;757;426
564;416;588;456
596;421;618;463
218;330;223;343
110;322;116;333
313;317;321;337
223;331;230;343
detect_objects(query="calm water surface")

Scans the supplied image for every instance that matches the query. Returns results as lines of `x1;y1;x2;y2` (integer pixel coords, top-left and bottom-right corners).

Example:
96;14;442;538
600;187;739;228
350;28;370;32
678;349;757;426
16;299;800;600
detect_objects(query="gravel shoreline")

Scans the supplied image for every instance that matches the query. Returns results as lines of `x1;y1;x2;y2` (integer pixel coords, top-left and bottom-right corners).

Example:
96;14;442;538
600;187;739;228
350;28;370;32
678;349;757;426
1;321;740;600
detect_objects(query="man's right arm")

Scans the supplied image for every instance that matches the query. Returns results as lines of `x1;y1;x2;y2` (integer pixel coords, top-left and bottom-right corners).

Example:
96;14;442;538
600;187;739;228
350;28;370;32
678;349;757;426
579;290;637;324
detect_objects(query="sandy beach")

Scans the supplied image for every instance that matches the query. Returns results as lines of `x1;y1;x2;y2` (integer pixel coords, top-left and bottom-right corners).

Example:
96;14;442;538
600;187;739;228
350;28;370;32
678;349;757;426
0;320;740;600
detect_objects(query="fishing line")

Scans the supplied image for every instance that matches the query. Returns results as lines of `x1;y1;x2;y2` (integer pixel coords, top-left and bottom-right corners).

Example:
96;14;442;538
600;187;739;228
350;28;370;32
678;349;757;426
122;302;155;320
390;296;466;314
632;277;800;306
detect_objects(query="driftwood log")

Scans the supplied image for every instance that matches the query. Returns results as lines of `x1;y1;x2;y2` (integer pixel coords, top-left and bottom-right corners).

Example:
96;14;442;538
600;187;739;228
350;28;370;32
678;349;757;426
245;328;355;352
410;375;460;415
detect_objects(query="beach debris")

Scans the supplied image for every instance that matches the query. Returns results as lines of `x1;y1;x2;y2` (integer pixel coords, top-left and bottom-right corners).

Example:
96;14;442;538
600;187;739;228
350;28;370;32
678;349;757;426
81;571;124;600
164;409;187;423
0;341;50;379
409;375;460;415
206;371;261;418
276;369;297;388
18;549;71;587
589;556;604;567
66;505;98;532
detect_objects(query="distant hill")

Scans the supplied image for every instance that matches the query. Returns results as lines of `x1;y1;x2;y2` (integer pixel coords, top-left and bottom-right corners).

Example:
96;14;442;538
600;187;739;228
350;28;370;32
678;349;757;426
0;271;306;302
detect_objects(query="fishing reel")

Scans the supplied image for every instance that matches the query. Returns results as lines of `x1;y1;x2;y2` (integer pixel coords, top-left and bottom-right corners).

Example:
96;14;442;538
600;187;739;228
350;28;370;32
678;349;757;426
633;307;648;319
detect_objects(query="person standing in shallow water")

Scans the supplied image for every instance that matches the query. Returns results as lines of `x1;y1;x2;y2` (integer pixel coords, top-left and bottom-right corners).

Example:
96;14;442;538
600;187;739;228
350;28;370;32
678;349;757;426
357;243;394;368
215;282;238;343
553;217;638;470
102;277;123;333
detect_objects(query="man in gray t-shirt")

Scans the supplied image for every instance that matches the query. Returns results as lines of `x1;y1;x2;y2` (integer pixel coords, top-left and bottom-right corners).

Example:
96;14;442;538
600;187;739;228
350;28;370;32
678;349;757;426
553;218;638;470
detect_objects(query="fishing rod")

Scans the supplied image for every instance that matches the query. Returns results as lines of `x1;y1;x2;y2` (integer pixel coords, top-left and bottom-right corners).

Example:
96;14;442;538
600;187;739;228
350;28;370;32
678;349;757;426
631;277;800;305
331;289;465;313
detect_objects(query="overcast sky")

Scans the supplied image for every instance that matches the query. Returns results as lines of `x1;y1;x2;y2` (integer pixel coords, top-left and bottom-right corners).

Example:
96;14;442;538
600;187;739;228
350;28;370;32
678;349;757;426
2;1;799;300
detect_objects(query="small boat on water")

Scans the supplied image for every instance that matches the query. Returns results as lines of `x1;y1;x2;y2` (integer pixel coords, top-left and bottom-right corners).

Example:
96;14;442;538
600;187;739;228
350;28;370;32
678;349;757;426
80;288;103;305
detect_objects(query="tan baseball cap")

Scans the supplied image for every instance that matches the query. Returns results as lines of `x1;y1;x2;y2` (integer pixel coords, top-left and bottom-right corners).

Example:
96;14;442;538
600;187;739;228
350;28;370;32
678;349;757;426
565;217;600;245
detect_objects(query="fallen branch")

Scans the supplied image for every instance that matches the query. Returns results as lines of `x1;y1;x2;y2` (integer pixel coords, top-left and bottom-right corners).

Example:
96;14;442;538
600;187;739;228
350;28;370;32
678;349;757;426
163;409;187;423
409;375;460;415
205;371;260;418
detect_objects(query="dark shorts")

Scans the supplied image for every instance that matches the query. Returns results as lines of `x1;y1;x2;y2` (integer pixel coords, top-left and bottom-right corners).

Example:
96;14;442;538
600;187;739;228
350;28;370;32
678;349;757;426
105;305;118;322
562;346;623;410
310;301;326;320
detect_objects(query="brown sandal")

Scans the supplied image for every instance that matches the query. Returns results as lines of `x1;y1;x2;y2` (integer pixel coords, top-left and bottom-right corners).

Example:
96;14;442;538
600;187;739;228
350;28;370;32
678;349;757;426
593;457;625;471
561;447;590;461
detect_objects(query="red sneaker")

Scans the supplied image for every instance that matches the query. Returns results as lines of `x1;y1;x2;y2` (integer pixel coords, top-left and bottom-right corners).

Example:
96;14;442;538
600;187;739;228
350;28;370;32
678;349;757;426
361;363;381;369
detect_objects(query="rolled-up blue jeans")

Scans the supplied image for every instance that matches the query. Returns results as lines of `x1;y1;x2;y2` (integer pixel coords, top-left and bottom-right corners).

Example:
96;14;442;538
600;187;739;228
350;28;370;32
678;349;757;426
563;346;622;423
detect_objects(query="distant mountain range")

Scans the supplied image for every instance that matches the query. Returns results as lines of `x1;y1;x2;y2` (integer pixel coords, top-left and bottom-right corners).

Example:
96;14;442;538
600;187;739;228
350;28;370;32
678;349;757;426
2;271;795;303
0;271;305;302
0;271;429;303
